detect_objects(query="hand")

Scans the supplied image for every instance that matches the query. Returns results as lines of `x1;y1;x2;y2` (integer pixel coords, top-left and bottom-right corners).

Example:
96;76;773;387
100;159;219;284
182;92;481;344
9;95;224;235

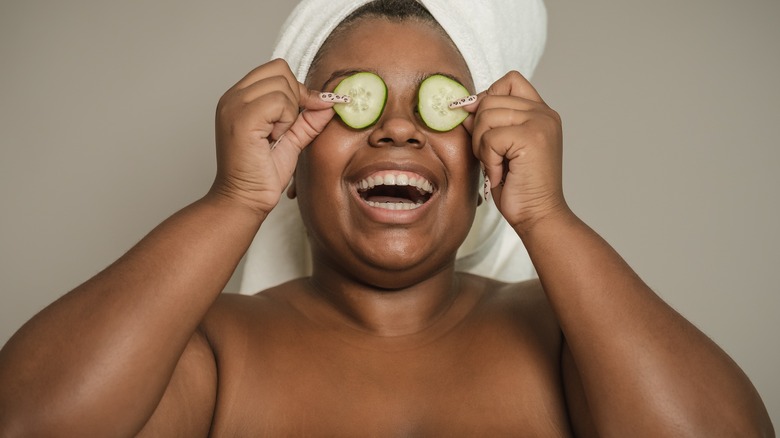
209;58;336;216
462;71;568;233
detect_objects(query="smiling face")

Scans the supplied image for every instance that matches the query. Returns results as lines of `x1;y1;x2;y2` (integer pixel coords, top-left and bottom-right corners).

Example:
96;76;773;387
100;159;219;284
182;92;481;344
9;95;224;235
297;17;480;289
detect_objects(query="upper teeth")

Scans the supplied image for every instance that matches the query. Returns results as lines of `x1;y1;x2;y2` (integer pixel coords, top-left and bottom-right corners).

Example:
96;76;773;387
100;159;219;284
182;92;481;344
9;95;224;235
357;173;433;193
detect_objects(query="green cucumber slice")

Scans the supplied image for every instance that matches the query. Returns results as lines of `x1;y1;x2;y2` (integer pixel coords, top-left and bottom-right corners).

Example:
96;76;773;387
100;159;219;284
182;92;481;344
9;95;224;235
418;74;470;132
333;72;387;129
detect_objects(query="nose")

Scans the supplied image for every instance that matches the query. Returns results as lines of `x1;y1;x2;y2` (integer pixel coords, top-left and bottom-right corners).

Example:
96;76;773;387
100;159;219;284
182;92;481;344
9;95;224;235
368;105;427;149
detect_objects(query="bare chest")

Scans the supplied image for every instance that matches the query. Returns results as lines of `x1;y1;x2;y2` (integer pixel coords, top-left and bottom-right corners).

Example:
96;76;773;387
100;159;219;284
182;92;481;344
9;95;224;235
208;320;572;437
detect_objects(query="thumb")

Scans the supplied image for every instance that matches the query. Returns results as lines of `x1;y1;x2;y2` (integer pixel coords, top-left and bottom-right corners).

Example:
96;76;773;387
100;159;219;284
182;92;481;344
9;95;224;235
279;106;335;153
272;83;337;152
269;106;335;189
281;83;337;148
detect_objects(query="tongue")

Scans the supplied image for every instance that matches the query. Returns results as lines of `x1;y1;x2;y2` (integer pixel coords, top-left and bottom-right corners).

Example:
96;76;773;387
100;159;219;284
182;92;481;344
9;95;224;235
367;195;415;204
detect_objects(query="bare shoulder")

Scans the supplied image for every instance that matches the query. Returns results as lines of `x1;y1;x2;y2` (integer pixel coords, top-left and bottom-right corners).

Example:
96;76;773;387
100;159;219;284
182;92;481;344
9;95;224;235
463;274;561;348
457;273;564;384
199;281;311;353
491;276;553;314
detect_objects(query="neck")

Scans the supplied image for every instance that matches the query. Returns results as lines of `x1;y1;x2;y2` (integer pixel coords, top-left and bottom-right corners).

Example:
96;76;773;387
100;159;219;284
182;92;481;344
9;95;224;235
307;262;462;337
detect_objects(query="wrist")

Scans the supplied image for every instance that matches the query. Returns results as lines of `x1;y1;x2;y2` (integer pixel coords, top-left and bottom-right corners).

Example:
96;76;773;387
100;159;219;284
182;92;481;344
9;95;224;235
204;180;276;223
201;188;270;227
509;200;577;240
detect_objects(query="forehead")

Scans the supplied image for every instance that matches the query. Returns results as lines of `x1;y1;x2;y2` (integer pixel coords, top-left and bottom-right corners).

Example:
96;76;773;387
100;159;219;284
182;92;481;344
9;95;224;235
308;18;473;92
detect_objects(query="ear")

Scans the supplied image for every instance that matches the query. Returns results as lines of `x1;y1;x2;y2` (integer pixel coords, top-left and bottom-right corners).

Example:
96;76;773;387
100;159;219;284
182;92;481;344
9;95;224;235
286;176;297;199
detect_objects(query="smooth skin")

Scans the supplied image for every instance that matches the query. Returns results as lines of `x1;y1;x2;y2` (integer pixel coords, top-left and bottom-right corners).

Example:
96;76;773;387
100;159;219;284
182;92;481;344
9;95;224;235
0;18;773;437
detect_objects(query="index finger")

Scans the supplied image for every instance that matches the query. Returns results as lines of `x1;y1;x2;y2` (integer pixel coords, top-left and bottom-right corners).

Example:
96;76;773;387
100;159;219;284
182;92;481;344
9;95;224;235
486;70;545;104
456;70;545;115
233;59;298;95
231;58;336;113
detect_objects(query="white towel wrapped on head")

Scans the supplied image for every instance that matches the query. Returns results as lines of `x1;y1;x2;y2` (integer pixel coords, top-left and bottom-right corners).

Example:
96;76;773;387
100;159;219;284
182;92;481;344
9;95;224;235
239;0;547;294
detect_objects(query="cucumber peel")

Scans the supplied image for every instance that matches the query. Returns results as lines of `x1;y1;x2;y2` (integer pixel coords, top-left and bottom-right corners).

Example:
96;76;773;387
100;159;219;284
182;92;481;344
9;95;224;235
333;72;387;129
418;74;470;132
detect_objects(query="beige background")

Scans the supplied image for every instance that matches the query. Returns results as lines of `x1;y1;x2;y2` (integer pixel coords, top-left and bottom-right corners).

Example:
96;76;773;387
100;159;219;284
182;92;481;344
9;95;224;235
1;0;778;425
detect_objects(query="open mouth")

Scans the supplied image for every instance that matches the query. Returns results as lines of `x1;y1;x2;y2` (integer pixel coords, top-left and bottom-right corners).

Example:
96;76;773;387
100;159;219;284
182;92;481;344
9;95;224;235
356;171;434;211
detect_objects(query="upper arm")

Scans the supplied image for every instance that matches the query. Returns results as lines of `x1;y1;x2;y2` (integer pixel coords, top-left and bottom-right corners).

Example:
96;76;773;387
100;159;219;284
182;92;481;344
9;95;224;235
136;329;217;437
561;340;599;438
520;279;599;436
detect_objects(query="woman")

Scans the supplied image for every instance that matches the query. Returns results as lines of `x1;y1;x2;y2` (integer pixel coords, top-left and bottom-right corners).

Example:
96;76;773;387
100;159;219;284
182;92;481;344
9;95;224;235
0;0;773;436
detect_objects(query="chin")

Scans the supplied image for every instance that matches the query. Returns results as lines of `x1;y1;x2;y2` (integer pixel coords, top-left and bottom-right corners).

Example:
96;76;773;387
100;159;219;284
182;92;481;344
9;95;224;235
350;261;454;291
308;231;459;290
350;244;458;290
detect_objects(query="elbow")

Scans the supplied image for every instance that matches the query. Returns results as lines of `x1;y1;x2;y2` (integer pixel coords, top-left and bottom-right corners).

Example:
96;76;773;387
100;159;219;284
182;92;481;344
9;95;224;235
736;395;775;438
751;413;776;438
0;403;73;438
694;405;775;438
0;398;146;438
0;410;36;438
728;418;775;438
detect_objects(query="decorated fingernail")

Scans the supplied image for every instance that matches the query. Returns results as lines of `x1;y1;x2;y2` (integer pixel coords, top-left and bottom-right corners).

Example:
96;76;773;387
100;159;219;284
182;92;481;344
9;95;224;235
482;168;491;202
319;92;351;103
449;95;478;109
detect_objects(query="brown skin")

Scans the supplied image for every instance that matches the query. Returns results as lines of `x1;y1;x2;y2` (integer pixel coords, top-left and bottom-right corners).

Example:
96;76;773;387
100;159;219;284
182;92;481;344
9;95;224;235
0;18;773;437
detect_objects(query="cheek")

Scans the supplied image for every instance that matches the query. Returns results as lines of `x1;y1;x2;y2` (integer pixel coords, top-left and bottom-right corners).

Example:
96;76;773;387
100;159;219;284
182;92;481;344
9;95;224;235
294;128;354;206
436;133;480;193
294;151;339;240
298;126;349;178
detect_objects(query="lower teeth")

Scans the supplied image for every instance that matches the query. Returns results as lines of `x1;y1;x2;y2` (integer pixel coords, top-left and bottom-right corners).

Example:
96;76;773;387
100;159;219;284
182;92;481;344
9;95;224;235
366;201;423;210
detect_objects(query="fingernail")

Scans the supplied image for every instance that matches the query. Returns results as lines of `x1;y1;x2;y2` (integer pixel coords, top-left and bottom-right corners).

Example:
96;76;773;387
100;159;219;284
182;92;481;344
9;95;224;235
270;134;285;151
319;92;351;103
482;167;491;202
449;95;478;109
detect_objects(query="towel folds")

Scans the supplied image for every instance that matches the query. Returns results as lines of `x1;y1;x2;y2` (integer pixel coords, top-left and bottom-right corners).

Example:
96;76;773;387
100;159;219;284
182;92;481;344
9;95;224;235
240;0;547;293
